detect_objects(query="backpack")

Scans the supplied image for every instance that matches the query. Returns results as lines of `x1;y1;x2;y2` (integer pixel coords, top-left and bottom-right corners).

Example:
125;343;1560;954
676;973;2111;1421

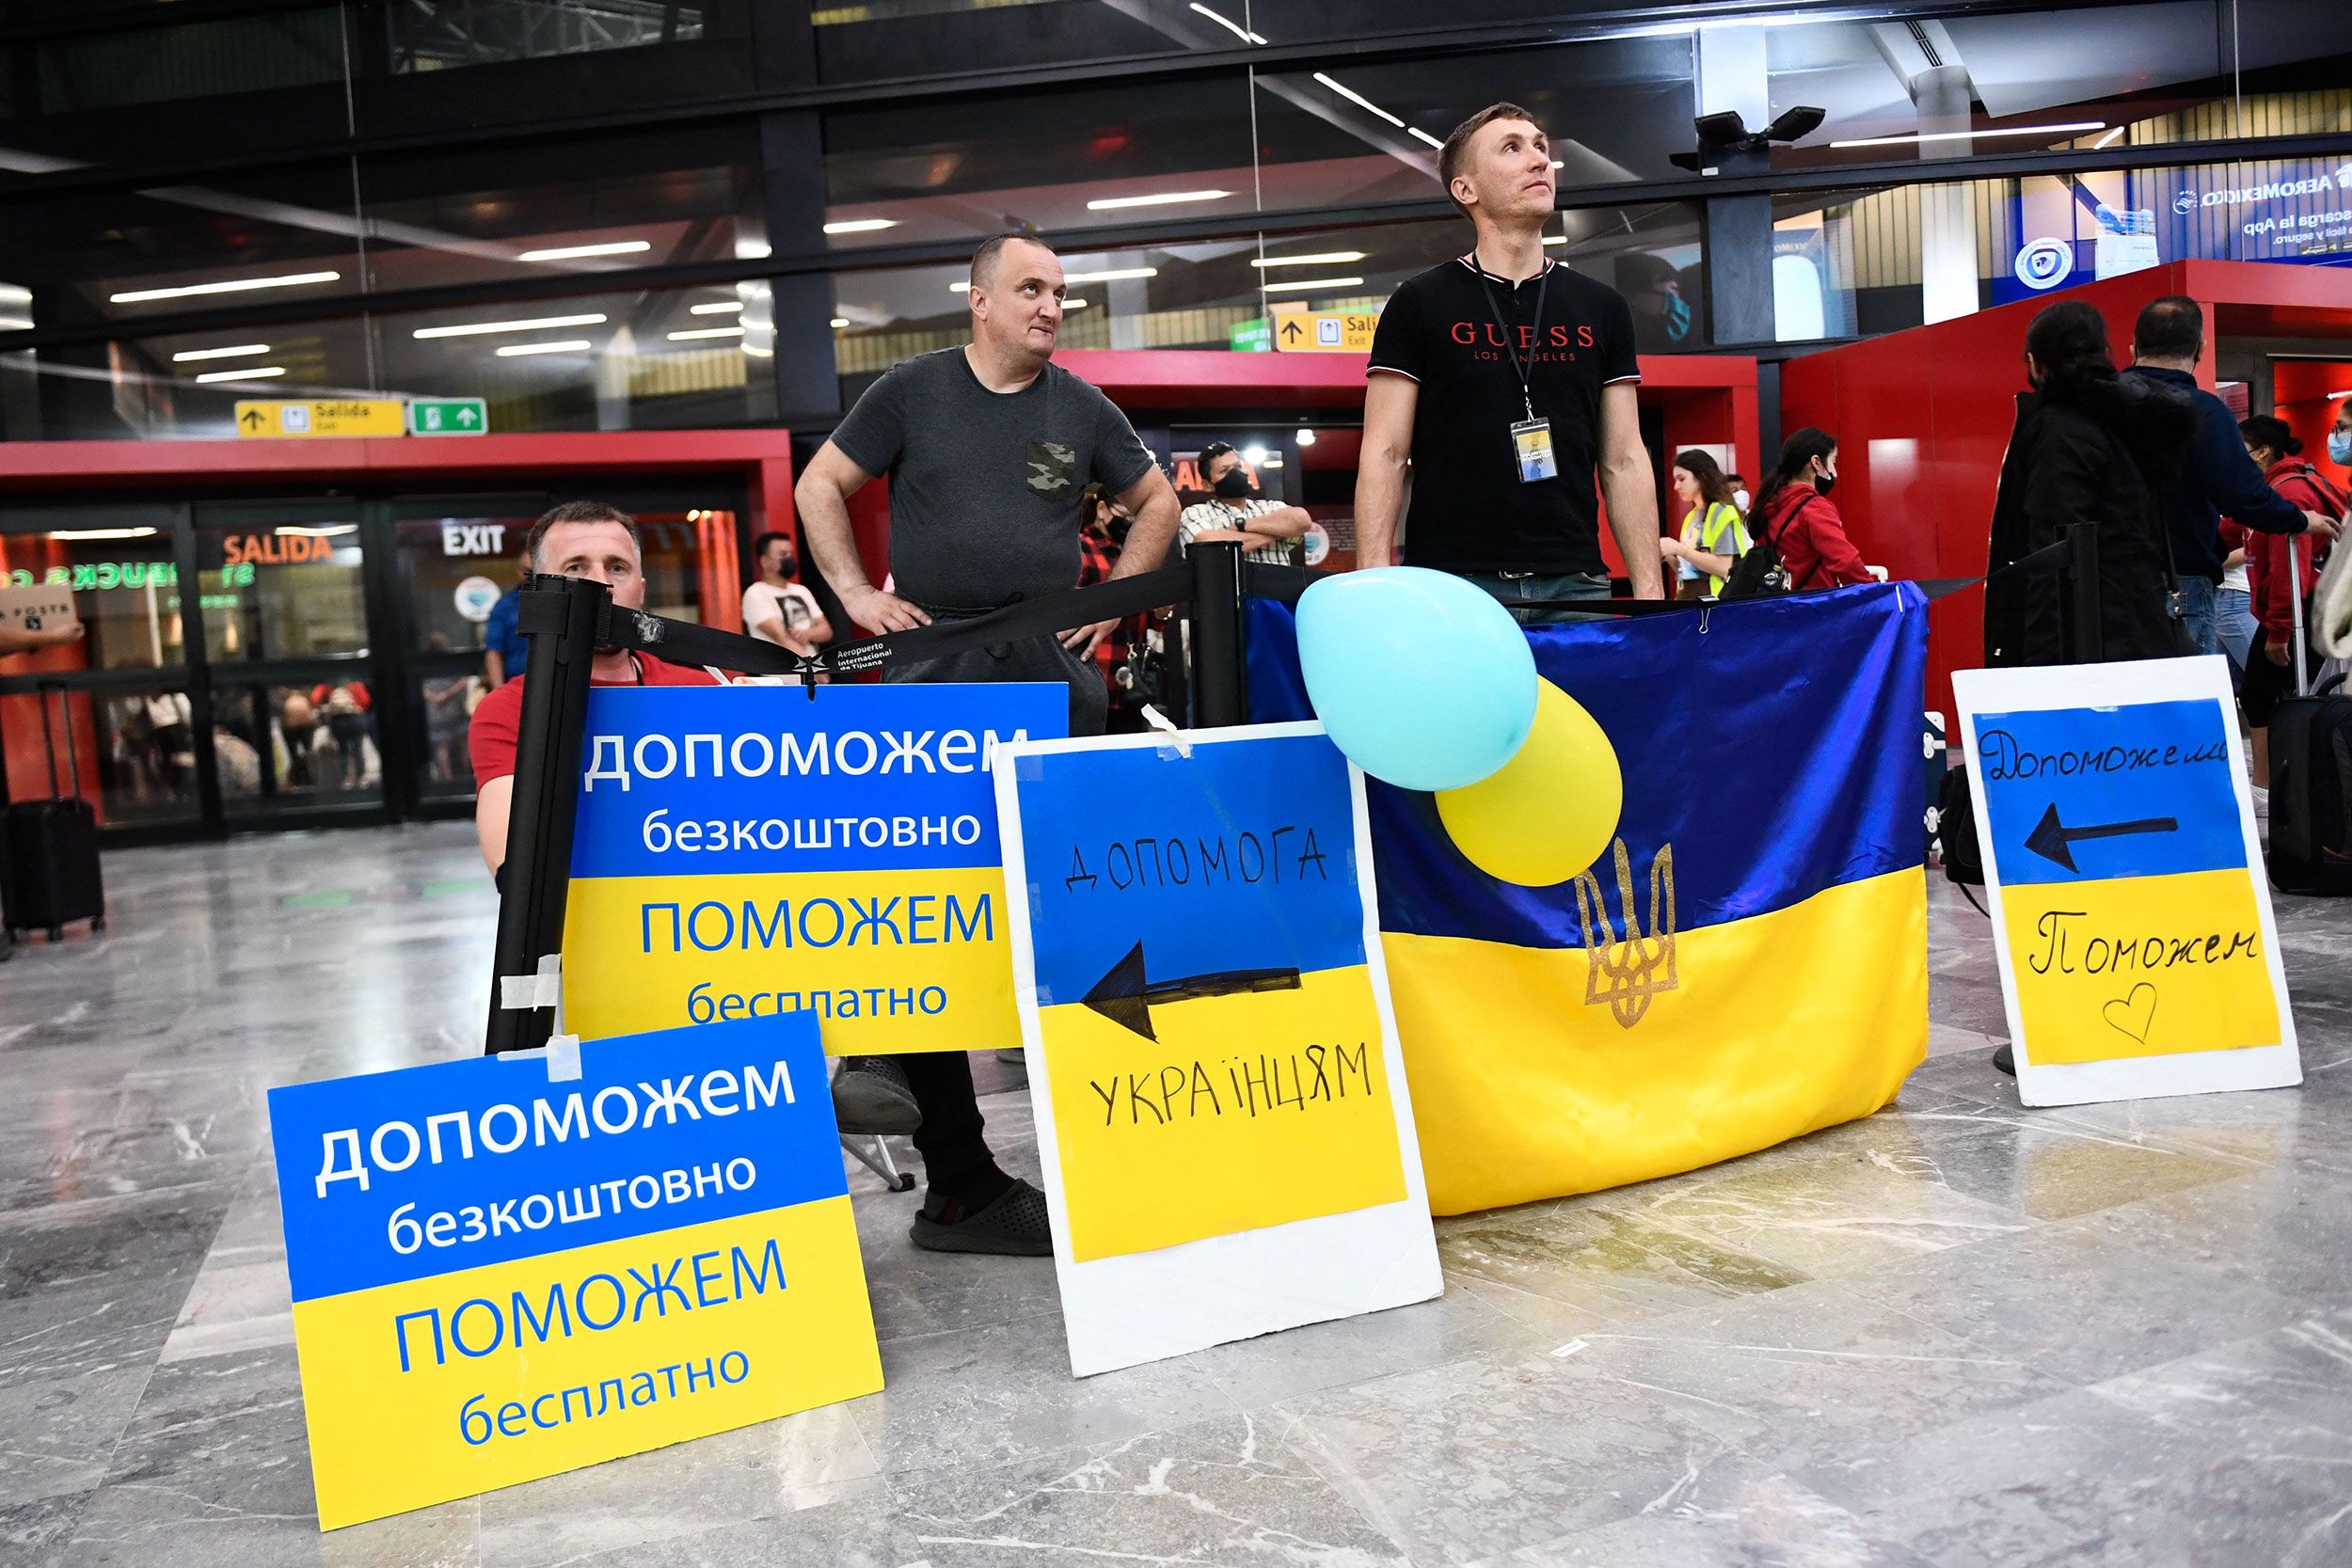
1721;492;1819;599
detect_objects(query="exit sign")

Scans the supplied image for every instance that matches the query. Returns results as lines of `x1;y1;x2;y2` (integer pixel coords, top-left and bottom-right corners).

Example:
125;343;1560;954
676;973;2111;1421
408;398;488;436
1229;317;1272;353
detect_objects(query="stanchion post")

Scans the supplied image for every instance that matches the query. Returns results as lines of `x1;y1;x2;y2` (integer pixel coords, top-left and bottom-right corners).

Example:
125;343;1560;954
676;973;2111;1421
485;574;610;1054
1187;538;1248;728
2066;521;2104;665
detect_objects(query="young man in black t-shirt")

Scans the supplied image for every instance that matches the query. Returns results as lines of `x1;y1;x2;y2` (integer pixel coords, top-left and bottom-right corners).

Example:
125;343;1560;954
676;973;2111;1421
1357;102;1664;620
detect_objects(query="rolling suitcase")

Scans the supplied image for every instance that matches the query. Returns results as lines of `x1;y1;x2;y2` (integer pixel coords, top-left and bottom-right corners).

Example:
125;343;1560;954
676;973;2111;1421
3;683;106;941
2266;532;2352;896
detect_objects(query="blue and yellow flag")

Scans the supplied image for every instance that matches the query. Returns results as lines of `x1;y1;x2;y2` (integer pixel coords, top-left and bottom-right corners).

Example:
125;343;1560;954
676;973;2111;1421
1247;583;1930;1213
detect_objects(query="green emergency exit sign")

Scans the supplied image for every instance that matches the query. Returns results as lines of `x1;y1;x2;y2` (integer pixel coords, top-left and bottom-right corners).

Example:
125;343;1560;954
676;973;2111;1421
407;398;488;436
1229;317;1272;353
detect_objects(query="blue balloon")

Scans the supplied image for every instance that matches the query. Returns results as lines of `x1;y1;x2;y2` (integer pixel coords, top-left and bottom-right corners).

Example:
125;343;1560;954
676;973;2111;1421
1295;567;1537;791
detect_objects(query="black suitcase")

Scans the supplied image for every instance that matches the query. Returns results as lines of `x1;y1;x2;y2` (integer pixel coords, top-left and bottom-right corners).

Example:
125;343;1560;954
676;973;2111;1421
2268;669;2352;895
3;683;106;941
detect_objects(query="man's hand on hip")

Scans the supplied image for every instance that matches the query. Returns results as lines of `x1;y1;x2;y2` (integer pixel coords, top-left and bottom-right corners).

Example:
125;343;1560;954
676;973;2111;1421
844;586;930;633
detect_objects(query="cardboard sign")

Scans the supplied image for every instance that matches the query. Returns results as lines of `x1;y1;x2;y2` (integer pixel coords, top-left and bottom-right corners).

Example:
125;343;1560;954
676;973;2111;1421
0;580;78;638
1954;657;2299;1105
995;722;1440;1375
266;1013;880;1528
563;683;1066;1052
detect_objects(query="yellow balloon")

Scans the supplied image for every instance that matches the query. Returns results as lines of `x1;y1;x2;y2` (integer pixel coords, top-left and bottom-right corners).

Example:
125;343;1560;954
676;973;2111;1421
1435;681;1623;886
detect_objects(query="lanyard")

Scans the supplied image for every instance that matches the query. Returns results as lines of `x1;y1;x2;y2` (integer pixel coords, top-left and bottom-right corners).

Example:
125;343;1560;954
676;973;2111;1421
1471;255;1549;420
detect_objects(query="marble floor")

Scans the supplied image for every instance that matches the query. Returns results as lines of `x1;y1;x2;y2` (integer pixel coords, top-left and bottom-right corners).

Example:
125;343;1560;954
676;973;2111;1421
1;823;2349;1568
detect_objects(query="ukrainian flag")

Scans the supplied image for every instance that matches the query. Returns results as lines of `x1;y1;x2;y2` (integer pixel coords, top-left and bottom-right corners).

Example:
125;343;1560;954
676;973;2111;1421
1247;583;1930;1213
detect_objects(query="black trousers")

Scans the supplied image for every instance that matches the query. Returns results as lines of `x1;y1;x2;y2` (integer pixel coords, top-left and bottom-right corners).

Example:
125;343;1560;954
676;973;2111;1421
898;1050;992;1189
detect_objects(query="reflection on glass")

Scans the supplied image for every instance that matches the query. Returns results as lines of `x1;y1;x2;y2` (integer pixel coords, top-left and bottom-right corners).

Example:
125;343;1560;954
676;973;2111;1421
397;515;533;655
813;0;1225;85
0;512;185;671
820;74;1254;248
193;520;368;661
215;681;383;815
388;0;706;71
415;670;484;800
0;687;201;829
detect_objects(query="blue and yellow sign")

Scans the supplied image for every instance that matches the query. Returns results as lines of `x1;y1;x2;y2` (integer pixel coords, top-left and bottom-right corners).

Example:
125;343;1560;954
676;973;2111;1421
1005;729;1410;1263
266;1014;880;1528
562;683;1065;1052
1957;662;2296;1092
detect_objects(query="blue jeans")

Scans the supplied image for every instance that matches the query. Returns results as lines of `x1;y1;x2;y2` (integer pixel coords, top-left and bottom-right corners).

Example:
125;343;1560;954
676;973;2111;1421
2216;585;2257;677
1455;570;1613;626
2177;575;2218;658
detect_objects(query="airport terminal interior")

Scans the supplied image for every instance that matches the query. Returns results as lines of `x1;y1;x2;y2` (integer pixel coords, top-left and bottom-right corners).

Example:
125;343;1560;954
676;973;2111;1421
5;1;2352;1563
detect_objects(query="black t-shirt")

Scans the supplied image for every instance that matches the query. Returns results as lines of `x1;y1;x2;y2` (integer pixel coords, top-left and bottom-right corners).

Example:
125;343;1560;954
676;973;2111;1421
1367;257;1641;576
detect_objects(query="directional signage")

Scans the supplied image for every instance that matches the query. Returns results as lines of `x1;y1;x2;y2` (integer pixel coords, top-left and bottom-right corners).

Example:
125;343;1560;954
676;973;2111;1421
1228;317;1272;353
1954;657;2299;1106
409;397;489;436
1271;309;1377;354
995;721;1439;1375
234;399;406;438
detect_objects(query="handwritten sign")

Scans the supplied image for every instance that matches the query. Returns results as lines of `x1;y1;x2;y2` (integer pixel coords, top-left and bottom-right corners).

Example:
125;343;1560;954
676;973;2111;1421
995;722;1440;1375
1955;657;2299;1105
266;1014;882;1528
562;683;1065;1052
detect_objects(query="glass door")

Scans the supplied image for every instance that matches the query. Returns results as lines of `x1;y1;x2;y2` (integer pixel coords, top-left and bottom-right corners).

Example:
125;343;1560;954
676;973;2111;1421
189;499;388;825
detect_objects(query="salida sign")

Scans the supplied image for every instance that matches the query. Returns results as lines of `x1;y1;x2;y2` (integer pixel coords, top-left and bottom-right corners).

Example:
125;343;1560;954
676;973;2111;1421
220;532;344;566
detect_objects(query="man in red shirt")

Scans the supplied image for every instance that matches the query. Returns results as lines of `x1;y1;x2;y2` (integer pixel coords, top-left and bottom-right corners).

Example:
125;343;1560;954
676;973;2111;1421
469;501;930;1163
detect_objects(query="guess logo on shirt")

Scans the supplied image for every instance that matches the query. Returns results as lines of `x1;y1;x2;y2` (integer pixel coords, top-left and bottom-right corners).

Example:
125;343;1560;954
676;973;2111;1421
1447;320;1597;364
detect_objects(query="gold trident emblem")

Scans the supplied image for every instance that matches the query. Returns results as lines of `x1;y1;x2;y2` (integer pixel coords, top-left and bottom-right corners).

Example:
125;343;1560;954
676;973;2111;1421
1573;838;1677;1028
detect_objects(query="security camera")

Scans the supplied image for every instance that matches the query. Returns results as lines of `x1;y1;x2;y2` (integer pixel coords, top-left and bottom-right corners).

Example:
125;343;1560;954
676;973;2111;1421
1669;106;1824;170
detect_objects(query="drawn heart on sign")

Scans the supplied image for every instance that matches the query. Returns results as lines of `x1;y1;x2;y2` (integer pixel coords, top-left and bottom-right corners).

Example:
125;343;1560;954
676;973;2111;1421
2102;983;2157;1044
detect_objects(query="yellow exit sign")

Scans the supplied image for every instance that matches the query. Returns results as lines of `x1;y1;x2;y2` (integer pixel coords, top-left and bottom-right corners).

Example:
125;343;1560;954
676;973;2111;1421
234;399;407;437
1272;309;1377;353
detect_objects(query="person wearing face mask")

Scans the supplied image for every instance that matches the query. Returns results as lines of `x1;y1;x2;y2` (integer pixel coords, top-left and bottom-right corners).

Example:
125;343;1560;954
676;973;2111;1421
740;531;832;657
1983;300;2190;668
1746;428;1874;593
1176;442;1311;565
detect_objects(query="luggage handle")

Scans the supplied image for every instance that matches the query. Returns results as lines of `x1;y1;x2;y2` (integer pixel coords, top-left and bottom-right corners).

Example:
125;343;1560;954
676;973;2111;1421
2287;532;2311;701
35;679;79;802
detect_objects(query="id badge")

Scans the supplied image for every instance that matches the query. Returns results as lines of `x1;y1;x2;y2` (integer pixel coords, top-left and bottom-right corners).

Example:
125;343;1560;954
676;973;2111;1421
1510;417;1557;483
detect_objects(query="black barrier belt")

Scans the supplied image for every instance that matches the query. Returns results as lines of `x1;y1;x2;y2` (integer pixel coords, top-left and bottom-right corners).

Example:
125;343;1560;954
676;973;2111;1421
564;562;1196;687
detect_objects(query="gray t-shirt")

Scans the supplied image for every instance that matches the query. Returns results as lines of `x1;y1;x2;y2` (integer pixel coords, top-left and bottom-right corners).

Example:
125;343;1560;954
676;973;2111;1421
831;347;1156;610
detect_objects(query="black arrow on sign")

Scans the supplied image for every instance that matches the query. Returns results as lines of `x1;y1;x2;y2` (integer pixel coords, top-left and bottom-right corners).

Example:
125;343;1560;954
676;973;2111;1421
239;408;265;431
1279;319;1305;342
1080;940;1300;1041
2023;802;2178;872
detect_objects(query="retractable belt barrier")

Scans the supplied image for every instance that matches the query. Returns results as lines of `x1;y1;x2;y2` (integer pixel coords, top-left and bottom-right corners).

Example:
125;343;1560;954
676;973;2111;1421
488;537;2046;1054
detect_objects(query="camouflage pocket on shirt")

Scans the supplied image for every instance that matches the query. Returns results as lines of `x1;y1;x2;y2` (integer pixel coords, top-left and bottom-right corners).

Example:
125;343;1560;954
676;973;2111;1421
1025;439;1076;496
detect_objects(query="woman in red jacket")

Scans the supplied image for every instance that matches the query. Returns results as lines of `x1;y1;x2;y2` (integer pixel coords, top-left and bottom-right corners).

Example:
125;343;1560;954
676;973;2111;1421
1748;428;1876;592
2237;416;2343;789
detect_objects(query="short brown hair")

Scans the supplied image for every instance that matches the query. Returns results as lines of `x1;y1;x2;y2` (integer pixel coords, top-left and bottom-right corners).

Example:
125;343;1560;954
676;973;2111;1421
526;499;641;572
970;231;1055;293
1438;102;1543;214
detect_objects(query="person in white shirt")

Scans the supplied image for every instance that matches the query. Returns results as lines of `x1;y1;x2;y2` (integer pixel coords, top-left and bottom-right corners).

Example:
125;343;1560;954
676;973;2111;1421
1176;442;1311;564
740;531;833;656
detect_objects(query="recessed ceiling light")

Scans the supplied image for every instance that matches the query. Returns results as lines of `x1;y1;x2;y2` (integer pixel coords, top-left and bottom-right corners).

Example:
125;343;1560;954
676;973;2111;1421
413;313;608;340
2093;126;2125;149
691;301;746;316
1085;189;1232;211
110;271;340;304
1258;276;1365;294
195;365;286;382
517;240;651;261
829;317;850;329
1407;128;1445;150
1252;252;1367;268
275;524;358;537
495;340;592;356
1542;234;1565;245
1295;428;1317;446
1188;4;1265;44
950;265;1157;293
1062;298;1090;309
668;325;744;341
823;218;898;235
171;343;272;362
1830;120;2104;150
49;528;159;540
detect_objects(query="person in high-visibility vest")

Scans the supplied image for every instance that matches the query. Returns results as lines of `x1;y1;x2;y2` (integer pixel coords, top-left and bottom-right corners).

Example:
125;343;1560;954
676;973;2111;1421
1658;448;1751;599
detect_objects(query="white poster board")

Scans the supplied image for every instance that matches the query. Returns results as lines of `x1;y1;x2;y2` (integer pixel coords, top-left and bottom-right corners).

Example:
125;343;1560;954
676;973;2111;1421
1954;656;2299;1106
993;722;1441;1376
